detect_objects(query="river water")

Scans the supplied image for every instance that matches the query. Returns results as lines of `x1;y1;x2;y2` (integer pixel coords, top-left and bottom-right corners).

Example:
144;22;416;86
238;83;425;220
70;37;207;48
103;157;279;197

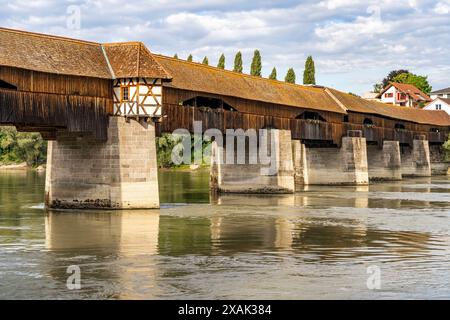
0;168;449;299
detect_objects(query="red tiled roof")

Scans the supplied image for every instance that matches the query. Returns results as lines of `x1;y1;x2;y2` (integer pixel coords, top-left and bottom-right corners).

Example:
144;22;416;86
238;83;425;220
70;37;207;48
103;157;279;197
379;82;431;102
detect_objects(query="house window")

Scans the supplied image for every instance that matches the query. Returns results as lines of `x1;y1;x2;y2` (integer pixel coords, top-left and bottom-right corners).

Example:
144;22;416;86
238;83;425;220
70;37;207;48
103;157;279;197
385;93;393;98
435;104;442;110
121;86;130;102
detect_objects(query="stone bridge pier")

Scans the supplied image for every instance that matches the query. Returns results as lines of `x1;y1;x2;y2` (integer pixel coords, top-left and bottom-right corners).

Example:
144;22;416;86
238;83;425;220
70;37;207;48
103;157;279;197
400;137;431;177
45;116;160;209
292;131;369;189
210;129;295;194
367;141;402;181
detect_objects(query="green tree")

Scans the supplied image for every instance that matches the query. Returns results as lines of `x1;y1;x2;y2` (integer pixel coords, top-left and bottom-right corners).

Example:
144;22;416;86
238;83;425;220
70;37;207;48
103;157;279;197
303;55;316;85
217;54;225;69
202;56;209;65
269;67;277;80
443;134;450;161
285;68;296;84
233;51;243;73
187;54;193;62
0;127;46;166
173;53;178;59
250;50;262;77
376;69;409;92
392;72;432;94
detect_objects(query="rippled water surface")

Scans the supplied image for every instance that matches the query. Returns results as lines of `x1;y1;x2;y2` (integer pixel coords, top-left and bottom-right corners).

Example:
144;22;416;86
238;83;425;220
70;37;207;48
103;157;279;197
0;168;449;299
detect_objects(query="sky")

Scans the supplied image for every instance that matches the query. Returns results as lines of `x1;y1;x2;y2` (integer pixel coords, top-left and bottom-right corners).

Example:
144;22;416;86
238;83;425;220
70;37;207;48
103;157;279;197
1;0;450;95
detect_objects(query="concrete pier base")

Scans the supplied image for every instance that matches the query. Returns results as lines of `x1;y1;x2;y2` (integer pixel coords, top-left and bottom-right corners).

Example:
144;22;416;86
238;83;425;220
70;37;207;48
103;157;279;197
367;141;402;181
401;138;431;177
429;144;450;175
292;135;369;187
210;129;295;193
45;116;159;209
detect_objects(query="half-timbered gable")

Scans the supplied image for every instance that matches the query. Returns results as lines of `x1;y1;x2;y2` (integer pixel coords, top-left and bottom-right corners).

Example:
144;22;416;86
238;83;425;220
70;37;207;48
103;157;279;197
103;42;171;118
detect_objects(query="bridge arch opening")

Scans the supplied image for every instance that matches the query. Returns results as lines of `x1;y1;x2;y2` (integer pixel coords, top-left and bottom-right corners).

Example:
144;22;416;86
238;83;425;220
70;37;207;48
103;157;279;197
430;128;440;133
182;96;237;111
296;111;326;122
395;123;405;130
0;79;17;90
363;118;374;126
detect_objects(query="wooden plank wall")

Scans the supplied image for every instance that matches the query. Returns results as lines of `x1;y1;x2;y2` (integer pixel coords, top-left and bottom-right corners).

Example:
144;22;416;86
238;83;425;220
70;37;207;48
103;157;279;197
159;104;450;147
0;66;113;140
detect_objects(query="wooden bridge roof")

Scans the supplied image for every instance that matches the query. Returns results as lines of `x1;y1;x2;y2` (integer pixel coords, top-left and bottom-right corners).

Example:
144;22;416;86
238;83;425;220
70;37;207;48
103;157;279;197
154;55;348;115
155;55;450;127
328;89;450;126
0;27;170;80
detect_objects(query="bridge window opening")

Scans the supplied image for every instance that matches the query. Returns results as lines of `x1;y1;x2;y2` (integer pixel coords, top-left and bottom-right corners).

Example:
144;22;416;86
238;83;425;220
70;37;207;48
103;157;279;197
363;118;374;127
121;86;130;102
182;96;236;111
0;79;17;90
343;115;349;122
430;128;440;133
395;123;406;130
296;111;326;122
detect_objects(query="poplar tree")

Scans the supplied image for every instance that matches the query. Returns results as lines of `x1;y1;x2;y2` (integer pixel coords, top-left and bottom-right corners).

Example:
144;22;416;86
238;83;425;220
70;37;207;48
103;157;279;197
250;50;262;77
173;53;178;59
303;55;316;85
233;51;243;73
285;68;296;84
187;54;193;62
269;67;277;80
217;54;225;69
202;56;209;65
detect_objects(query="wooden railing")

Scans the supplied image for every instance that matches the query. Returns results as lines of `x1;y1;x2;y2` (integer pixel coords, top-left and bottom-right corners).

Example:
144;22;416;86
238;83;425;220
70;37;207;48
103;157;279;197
159;104;449;146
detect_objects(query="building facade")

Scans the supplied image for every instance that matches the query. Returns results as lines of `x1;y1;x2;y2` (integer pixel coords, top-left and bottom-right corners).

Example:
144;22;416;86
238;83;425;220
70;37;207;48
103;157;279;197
377;83;431;108
424;98;450;115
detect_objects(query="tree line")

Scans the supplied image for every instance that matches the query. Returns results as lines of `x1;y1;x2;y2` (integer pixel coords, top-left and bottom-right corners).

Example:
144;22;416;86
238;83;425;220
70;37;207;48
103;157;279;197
0;127;47;166
173;51;316;85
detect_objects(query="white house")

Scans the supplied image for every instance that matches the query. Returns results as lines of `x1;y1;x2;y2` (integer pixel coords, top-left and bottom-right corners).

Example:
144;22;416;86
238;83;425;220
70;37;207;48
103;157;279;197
377;82;431;108
424;97;450;115
430;87;450;100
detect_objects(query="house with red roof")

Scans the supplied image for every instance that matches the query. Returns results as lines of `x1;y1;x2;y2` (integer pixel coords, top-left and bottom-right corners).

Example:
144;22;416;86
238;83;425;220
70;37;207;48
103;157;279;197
377;82;431;108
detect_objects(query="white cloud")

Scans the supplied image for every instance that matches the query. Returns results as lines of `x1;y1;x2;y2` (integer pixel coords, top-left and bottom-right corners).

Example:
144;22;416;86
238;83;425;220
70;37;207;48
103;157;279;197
434;0;450;14
1;0;450;94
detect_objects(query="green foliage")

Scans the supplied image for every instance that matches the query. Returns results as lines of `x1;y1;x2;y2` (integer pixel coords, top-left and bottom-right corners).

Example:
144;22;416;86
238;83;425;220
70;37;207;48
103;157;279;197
443;134;450;161
173;53;179;59
285;68;296;84
233;51;243;73
187;54;193;62
303;55;316;85
269;67;277;80
202;56;209;65
392;72;432;94
376;69;409;91
217;54;225;69
156;133;212;168
0;127;47;166
156;133;181;168
250;50;262;77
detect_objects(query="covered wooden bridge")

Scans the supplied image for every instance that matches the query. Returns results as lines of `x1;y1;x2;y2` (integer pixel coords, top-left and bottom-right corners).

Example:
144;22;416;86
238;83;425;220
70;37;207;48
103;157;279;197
0;27;449;209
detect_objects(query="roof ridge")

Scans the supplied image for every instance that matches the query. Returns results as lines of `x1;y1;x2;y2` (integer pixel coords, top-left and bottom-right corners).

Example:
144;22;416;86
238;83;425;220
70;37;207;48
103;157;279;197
153;54;323;92
0;27;101;46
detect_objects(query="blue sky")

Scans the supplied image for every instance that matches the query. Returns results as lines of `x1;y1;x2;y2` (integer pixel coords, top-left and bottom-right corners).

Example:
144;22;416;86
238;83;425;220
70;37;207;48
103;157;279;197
2;0;450;94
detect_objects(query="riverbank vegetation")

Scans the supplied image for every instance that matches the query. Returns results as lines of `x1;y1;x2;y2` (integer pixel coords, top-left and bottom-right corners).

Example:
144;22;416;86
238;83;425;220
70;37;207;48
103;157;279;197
156;133;212;168
0;127;47;166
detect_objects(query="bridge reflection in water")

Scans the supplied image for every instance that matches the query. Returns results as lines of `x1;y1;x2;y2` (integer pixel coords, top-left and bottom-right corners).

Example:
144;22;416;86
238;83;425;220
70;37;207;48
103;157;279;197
39;171;450;299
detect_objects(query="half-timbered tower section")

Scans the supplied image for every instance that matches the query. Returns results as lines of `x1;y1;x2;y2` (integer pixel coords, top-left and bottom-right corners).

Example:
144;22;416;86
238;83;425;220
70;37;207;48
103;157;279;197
103;42;169;118
0;28;171;209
